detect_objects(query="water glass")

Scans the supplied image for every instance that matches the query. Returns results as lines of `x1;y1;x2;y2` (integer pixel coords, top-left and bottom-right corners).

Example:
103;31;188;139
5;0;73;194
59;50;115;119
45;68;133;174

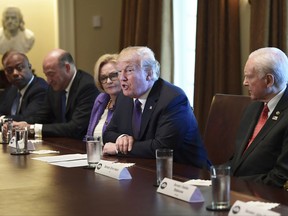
11;128;29;155
86;136;102;168
207;165;231;211
156;149;173;186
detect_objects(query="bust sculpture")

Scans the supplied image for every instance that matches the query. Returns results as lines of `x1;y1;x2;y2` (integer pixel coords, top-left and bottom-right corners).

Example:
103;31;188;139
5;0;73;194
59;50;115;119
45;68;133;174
0;7;35;54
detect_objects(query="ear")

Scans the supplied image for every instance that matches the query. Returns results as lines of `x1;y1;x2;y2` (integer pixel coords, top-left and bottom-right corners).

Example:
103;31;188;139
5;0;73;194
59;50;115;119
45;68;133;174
146;70;152;80
266;74;274;87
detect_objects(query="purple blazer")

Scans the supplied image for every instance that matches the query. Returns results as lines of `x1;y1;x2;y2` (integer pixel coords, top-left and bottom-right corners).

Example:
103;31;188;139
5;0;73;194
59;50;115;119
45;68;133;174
86;93;114;136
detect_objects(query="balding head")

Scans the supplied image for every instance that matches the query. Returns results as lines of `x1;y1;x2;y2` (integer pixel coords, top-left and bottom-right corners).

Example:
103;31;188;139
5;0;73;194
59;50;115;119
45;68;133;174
42;49;76;91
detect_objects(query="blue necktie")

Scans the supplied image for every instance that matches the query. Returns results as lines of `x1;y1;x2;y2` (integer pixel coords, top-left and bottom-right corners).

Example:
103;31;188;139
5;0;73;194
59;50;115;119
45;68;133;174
11;91;21;115
132;99;142;139
62;90;67;122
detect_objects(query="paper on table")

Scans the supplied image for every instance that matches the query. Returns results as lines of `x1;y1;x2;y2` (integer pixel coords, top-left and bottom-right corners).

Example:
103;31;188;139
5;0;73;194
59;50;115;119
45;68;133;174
30;150;60;154
184;179;211;186
246;201;280;210
32;153;87;163
50;159;88;168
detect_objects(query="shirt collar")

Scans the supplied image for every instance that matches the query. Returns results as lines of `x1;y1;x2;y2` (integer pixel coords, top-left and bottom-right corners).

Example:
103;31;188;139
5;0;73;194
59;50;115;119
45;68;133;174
19;75;34;96
267;87;285;116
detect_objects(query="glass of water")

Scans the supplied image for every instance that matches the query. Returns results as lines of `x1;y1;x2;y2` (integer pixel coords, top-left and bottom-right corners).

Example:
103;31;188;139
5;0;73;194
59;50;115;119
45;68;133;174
155;149;173;186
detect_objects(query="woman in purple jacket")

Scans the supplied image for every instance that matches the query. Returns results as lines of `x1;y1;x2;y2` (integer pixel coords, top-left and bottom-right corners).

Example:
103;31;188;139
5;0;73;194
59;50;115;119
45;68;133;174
86;54;121;140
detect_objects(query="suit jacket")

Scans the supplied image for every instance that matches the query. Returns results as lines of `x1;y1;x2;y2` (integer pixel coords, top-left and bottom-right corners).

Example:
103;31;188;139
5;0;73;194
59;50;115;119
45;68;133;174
230;86;288;187
86;93;112;136
103;78;210;168
0;76;48;121
26;70;99;140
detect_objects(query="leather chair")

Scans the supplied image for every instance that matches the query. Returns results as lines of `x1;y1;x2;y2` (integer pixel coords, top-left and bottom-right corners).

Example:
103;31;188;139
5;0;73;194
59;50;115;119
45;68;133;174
203;94;252;165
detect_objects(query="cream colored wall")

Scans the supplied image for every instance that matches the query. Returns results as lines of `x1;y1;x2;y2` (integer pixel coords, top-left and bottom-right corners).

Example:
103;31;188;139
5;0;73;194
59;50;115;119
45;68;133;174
0;0;58;79
74;0;121;75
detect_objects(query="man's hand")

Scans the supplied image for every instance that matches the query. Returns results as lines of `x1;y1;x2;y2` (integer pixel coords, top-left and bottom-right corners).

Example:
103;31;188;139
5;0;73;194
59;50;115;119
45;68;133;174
13;121;30;130
115;135;134;154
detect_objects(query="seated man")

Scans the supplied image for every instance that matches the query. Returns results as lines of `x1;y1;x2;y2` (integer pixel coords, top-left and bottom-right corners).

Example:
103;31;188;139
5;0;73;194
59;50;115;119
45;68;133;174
14;48;99;140
229;47;288;187
0;51;48;121
103;46;210;168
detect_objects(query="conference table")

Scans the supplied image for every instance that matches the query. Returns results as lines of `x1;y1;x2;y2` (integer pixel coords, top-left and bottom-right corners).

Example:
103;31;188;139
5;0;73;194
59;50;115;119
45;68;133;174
0;137;287;216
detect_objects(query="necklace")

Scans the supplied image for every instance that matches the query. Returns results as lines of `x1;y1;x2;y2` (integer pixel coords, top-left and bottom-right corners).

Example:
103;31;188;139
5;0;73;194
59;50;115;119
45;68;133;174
106;99;113;110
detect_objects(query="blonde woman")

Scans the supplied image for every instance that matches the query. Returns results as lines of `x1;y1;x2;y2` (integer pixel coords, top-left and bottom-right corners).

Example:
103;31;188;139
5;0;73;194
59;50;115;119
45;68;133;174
86;54;121;139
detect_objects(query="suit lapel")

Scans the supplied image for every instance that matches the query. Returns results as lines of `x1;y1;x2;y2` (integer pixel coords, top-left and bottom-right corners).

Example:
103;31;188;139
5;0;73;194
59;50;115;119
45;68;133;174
239;86;288;164
139;80;161;138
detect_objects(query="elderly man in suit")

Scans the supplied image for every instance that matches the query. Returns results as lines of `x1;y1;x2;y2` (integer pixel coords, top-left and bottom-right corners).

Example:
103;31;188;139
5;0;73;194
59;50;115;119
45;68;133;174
103;46;210;168
13;49;99;140
229;47;288;188
0;51;48;121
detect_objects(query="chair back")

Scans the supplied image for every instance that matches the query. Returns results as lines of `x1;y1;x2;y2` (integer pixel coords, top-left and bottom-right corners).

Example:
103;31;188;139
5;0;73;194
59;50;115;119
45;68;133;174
203;94;252;165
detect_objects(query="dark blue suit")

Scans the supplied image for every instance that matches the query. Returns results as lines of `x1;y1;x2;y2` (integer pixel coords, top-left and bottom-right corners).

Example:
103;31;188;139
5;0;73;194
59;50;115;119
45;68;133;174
26;70;99;139
230;86;288;187
103;78;210;168
0;76;48;121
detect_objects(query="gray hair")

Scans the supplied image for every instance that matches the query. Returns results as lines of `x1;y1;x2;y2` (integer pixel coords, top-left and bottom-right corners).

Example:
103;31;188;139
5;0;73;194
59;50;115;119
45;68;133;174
249;47;288;88
119;46;160;80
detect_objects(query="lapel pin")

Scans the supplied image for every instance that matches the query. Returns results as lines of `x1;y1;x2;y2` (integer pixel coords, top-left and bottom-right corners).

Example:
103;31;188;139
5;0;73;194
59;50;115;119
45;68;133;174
149;106;152;110
276;111;280;115
272;116;278;120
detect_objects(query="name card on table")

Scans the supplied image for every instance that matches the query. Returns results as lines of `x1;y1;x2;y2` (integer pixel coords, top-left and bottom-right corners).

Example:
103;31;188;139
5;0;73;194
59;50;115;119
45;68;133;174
157;178;204;203
9;136;35;150
94;160;132;180
228;200;280;216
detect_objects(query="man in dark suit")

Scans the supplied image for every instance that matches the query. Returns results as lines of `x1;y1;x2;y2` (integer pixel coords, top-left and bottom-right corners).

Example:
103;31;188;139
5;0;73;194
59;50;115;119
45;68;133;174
103;46;209;168
229;47;288;188
14;49;99;140
0;51;48;121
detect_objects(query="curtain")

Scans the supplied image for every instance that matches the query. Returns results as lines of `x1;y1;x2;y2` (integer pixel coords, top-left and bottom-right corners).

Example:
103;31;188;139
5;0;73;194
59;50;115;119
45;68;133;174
250;0;288;53
119;0;163;61
194;0;242;135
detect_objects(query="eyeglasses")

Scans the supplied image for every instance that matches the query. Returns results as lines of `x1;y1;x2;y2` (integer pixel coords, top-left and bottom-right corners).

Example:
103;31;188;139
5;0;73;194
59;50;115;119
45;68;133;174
100;71;119;84
4;64;25;75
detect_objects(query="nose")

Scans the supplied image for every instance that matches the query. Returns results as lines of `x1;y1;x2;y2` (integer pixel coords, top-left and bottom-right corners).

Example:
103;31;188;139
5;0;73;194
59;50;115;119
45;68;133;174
118;70;126;81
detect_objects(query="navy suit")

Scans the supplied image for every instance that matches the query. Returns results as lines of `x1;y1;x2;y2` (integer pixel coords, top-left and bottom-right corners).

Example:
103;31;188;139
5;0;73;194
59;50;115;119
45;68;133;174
26;70;99;140
230;86;288;187
0;76;48;121
103;78;210;168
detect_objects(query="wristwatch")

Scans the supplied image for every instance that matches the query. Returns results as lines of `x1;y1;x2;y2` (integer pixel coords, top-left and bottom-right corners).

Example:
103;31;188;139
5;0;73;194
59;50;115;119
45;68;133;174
29;124;35;135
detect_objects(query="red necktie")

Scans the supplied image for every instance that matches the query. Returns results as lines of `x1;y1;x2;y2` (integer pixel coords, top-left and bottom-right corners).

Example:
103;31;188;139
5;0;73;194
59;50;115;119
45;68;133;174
245;104;269;152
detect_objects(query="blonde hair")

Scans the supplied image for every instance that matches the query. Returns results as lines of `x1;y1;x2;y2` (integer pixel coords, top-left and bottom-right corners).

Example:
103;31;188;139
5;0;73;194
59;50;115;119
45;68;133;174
94;53;118;92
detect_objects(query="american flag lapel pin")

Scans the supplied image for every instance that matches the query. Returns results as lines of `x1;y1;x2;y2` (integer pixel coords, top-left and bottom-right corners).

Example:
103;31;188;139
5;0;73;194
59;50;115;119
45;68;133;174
272;111;280;121
149;106;152;110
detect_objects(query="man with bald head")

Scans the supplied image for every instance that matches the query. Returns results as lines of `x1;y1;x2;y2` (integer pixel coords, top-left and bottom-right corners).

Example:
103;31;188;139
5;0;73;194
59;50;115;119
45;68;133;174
14;49;99;139
0;51;48;121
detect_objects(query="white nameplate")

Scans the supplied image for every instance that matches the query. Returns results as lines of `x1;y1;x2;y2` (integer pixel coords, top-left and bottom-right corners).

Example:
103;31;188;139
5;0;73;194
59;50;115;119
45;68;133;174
94;160;132;180
228;200;280;216
157;177;204;203
8;136;35;150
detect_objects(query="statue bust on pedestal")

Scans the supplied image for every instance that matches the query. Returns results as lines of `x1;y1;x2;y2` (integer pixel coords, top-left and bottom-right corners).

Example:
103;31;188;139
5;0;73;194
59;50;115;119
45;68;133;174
0;7;35;54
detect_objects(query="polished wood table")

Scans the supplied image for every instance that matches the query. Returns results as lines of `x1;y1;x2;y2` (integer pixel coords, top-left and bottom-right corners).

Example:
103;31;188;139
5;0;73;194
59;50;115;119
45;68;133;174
0;138;287;216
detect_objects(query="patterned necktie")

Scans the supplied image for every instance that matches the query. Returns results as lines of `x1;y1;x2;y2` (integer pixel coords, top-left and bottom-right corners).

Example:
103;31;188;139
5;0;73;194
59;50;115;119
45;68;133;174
132;99;142;139
62;90;67;122
245;104;269;152
11;91;21;115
